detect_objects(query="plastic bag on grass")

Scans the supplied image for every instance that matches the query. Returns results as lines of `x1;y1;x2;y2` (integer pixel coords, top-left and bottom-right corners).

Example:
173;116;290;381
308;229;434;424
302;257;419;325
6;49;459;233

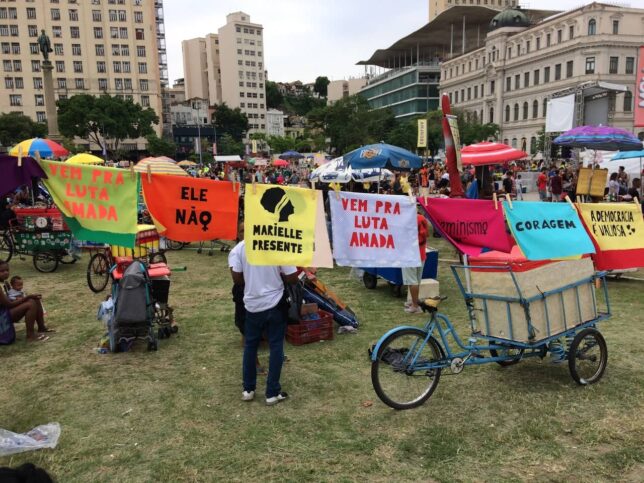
0;423;61;456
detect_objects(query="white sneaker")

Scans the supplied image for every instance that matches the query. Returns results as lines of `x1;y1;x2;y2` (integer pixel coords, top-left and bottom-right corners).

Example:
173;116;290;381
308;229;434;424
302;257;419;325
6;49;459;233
241;390;255;401
404;301;413;308
405;305;423;314
265;392;288;406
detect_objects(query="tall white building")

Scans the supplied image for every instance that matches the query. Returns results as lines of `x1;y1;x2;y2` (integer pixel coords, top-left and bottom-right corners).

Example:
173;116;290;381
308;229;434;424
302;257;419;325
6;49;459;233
182;12;266;139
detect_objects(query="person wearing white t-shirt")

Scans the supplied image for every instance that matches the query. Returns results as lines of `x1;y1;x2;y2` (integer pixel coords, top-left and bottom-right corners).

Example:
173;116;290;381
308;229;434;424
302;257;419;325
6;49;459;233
229;223;298;406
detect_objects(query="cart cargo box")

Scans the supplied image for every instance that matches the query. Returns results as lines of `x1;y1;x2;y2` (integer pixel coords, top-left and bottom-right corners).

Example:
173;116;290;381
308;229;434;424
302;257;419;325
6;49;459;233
468;248;597;344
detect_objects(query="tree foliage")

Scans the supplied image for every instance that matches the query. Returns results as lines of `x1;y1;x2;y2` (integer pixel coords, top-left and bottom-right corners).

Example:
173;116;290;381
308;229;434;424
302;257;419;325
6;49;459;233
57;94;158;153
0;112;47;148
146;132;176;157
212;103;249;142
218;133;244;156
265;81;283;110
313;76;330;98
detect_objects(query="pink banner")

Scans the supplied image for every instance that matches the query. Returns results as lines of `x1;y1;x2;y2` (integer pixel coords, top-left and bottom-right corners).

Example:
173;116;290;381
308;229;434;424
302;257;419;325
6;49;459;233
419;198;514;256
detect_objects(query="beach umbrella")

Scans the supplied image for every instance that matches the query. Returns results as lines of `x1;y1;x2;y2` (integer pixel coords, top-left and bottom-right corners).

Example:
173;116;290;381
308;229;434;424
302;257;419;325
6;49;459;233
9;138;69;158
65;153;105;165
273;159;289;167
177;160;197;167
280;150;304;160
610;150;644;177
134;158;188;176
461;141;527;166
554;125;642;151
155;155;177;163
342;142;421;170
309;157;394;184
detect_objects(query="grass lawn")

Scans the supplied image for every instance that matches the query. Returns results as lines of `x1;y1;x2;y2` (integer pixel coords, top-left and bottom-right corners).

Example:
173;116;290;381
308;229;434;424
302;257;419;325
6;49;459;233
1;239;643;482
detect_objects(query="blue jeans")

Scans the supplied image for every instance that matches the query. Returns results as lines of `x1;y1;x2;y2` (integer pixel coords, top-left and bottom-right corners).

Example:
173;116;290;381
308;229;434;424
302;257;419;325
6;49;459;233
243;305;286;398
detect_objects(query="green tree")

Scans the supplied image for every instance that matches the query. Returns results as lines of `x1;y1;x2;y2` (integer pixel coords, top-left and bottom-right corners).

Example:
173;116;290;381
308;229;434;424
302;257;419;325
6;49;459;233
313;76;330;98
266;81;284;110
213;103;249;141
283;95;326;117
386;119;418;152
0;112;47;148
57;94;158;153
535;125;546;153
267;135;296;154
146;132;176;157
218;133;244;156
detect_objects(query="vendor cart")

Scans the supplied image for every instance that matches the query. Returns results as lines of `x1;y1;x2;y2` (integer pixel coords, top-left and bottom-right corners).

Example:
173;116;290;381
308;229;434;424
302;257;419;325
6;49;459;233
0;207;76;273
85;224;167;293
362;248;438;296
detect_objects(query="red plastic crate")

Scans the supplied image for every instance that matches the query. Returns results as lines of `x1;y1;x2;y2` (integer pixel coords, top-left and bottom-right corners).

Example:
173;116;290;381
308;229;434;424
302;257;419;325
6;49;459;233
286;310;334;346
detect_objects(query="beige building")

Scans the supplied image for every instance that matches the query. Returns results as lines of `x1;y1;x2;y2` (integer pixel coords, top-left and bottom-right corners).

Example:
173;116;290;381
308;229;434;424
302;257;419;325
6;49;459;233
182;12;266;139
181;33;221;107
430;0;518;21
0;0;167;150
440;3;644;154
327;78;367;104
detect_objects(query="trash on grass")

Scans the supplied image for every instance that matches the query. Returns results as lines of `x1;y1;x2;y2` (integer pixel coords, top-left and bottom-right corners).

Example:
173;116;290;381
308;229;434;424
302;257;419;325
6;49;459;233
0;423;61;456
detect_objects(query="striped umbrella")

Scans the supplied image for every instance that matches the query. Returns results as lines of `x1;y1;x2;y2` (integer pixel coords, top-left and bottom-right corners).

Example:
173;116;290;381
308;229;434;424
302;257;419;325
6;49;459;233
155;155;177;163
177;160;197;167
66;153;105;165
461;141;527;166
554;125;642;151
9;138;69;158
134;158;188;176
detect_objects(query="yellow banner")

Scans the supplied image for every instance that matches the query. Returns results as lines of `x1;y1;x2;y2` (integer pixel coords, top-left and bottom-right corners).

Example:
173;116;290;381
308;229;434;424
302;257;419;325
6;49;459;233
446;115;462;172
417;119;427;148
245;184;317;266
251;139;258;154
577;202;644;251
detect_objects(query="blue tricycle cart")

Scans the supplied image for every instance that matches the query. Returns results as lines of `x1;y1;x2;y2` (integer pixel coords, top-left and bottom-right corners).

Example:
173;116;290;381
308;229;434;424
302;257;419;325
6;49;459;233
362;249;438;297
370;259;611;410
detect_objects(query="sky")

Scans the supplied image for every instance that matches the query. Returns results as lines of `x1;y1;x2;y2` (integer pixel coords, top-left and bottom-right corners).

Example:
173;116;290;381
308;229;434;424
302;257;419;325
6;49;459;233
164;0;608;86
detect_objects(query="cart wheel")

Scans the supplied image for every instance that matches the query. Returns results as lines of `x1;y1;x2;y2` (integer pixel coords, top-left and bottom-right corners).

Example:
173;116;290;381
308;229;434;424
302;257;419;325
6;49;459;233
489;346;525;367
149;252;167;265
568;328;607;385
0;233;13;263
390;283;403;298
166;240;185;250
87;252;110;293
363;272;377;290
59;253;78;264
371;328;443;410
33;251;59;273
197;247;203;254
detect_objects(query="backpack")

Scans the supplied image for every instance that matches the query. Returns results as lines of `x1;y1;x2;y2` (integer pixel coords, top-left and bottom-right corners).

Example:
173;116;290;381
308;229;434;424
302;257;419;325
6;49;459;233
282;282;303;325
0;307;15;345
114;262;150;324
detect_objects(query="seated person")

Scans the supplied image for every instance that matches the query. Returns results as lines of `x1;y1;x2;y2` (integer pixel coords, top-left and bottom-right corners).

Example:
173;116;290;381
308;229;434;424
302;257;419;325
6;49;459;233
0;261;52;342
7;275;24;301
0;197;16;230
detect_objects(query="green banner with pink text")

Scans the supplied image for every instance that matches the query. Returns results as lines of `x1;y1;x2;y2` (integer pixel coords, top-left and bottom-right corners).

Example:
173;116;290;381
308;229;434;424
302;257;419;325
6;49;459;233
39;160;139;247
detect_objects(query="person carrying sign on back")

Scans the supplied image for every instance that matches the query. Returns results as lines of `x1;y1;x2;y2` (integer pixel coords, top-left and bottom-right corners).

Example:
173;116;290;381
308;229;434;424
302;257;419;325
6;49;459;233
403;207;430;314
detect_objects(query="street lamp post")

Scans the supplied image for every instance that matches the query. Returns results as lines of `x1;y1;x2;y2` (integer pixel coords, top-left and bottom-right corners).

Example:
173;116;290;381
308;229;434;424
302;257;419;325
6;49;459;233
194;99;203;166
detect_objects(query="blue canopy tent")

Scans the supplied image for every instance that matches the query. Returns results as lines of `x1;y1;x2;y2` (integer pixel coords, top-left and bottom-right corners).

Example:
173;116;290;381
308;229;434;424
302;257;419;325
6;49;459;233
610;150;644;179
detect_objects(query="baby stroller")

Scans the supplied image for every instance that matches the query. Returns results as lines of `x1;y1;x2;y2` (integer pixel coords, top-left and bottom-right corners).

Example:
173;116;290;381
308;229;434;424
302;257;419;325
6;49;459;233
109;261;158;352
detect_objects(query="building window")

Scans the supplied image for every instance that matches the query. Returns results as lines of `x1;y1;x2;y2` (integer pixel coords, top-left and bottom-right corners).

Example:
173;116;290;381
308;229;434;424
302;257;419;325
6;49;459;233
75;78;84;89
136;45;145;57
51;8;60;20
31;60;41;72
70;26;80;38
57;78;66;89
624;91;632;112
69;9;78;21
585;56;595;74
505;77;511;92
526;40;530;53
139;79;148;91
94;27;103;38
121;44;129;56
532;100;538;118
546;33;551;47
135;28;144;40
119;27;128;39
140;95;150;107
511;138;517;148
544;66;550;82
524;72;529;88
27;8;36;19
513;103;519;121
12;60;21;71
490;80;495;94
536;37;541;50
110;27;119;38
122;61;130;73
557;30;562;43
55;60;64;72
36;112;46;123
474;85;478;98
134;11;143;23
555;64;561;80
13;77;23;89
118;10;127;21
114;78;123;90
588;19;596;35
514;75;520;90
609;56;618;74
97;61;106;73
35;94;44;106
113;61;121;72
467;87;471;100
33;77;42;89
4;78;12;89
109;9;117;21
455;91;459;103
533;69;540;85
98;78;107;90
92;10;102;21
72;44;81;56
138;62;147;74
124;78;132;90
612;20;619;35
522;102;528;120
9;94;22;106
28;25;38;37
543;98;547;117
626;57;635;74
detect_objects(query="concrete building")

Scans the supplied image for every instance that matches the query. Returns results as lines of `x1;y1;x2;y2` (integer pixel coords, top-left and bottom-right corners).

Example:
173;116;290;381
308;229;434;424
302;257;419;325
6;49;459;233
430;0;519;21
0;0;167;150
166;78;186;106
327;78;368;104
440;3;644;154
266;108;285;137
181;34;221;106
181;12;266;138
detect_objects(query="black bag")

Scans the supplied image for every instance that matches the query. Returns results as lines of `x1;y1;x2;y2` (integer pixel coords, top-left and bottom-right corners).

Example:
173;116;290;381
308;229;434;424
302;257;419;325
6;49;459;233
282;282;303;325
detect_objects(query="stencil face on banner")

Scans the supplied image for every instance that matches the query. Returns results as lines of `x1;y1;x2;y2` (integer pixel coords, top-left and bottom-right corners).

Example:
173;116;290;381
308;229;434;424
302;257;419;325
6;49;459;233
330;192;421;268
504;201;595;261
245;184;318;266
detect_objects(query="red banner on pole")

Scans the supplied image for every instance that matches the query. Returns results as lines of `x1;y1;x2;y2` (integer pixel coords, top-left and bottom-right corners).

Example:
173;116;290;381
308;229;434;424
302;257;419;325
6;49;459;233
635;46;644;127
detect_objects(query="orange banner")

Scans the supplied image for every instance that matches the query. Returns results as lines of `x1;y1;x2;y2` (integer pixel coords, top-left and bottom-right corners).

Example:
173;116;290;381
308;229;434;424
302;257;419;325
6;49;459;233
142;175;239;242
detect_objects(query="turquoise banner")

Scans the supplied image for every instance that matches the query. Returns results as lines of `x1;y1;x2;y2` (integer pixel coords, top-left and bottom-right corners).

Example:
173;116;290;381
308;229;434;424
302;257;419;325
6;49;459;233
504;201;595;261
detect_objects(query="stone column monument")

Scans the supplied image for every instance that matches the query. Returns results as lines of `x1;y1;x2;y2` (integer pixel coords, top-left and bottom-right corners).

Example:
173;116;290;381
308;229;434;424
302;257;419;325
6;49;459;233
38;29;61;141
